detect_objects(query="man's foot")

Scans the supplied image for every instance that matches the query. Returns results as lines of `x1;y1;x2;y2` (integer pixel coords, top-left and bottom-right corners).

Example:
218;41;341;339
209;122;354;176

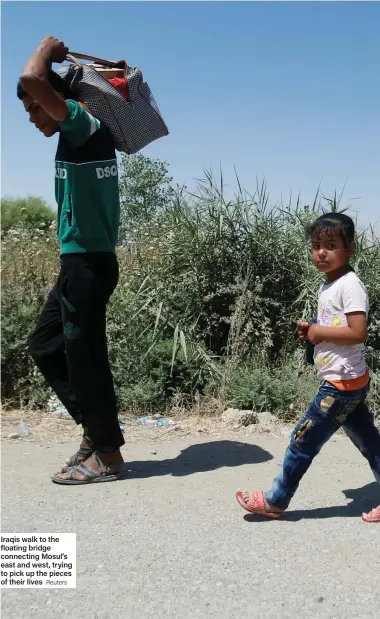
235;490;284;518
54;451;124;483
61;434;94;473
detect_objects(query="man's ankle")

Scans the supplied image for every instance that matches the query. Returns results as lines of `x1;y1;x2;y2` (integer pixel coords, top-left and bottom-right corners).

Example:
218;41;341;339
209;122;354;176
96;450;123;461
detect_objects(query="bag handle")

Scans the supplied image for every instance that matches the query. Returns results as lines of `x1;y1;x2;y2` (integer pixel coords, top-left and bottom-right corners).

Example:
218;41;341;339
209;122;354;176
67;52;126;69
68;52;116;66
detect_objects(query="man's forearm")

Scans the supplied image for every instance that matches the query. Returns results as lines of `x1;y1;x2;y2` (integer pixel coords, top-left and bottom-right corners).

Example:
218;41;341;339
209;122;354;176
19;36;69;122
22;40;53;80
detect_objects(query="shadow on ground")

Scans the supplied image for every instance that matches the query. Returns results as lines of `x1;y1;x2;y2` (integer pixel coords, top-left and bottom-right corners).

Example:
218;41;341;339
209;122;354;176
120;440;273;480
243;482;379;522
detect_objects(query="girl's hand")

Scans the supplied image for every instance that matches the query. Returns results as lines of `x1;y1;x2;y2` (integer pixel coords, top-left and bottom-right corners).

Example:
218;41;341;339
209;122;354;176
297;321;311;341
307;324;322;345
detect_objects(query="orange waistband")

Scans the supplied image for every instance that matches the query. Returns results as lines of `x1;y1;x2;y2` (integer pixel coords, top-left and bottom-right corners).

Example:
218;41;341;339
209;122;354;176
328;369;370;391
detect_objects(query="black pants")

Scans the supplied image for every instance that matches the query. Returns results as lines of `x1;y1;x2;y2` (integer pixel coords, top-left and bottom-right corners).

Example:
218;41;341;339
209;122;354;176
29;252;124;452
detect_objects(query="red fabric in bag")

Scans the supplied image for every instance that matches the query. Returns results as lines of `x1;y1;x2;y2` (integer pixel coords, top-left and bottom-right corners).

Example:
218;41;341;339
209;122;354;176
108;77;130;101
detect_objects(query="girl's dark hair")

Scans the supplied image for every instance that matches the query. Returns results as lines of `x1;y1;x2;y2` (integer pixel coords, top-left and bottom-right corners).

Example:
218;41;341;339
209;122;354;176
307;212;355;248
17;69;74;101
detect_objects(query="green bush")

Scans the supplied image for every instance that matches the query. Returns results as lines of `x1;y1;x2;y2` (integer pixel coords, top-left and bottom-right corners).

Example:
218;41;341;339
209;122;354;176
1;225;59;406
1;167;379;419
1;196;55;233
226;354;320;419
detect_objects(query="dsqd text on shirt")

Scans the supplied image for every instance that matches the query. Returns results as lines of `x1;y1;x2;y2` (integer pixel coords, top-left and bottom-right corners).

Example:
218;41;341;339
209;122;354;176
95;165;118;180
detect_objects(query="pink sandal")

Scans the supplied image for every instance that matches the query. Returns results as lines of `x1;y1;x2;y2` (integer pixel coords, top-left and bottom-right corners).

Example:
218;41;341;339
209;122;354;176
362;505;380;523
235;490;283;518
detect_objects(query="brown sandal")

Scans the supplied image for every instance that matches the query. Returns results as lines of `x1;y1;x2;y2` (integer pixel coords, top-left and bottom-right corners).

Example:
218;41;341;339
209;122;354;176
52;453;122;485
60;434;94;473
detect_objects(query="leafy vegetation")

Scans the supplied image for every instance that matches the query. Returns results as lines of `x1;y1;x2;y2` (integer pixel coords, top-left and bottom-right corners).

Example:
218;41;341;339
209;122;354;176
1;196;55;233
2;157;379;418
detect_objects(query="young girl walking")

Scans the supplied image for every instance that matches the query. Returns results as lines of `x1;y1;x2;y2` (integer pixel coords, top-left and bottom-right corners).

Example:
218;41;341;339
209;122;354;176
236;212;380;522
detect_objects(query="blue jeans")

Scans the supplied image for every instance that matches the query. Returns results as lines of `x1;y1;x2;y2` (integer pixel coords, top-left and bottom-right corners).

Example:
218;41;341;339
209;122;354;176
265;381;380;510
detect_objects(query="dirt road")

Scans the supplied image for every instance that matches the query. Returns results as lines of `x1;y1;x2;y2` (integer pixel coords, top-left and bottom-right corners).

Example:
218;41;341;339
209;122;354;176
1;423;379;618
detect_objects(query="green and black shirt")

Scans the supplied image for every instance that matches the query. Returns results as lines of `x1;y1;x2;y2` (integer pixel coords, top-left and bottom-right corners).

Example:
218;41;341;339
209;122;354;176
55;100;120;254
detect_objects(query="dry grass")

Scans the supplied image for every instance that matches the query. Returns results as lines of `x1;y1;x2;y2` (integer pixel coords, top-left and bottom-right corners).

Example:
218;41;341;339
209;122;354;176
1;405;288;446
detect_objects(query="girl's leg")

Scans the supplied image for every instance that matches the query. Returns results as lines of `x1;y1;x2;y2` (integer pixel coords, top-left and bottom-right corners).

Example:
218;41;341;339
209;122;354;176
342;399;380;522
342;400;380;484
264;383;356;511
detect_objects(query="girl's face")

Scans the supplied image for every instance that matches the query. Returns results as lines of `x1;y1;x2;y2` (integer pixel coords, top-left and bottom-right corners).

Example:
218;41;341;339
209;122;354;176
312;228;354;277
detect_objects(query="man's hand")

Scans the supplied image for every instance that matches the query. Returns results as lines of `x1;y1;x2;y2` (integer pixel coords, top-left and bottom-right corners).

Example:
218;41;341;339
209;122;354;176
20;36;70;123
40;36;69;64
297;321;311;342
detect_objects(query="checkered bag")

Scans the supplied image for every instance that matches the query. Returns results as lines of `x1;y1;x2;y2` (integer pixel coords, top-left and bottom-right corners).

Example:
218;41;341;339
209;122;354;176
58;52;169;154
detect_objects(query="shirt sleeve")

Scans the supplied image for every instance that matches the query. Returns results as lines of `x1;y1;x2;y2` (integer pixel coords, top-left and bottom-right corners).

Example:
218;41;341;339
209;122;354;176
342;276;369;316
58;100;101;148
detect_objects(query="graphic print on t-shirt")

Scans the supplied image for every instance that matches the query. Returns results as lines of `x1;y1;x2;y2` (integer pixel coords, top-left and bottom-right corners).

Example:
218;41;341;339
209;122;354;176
314;271;368;381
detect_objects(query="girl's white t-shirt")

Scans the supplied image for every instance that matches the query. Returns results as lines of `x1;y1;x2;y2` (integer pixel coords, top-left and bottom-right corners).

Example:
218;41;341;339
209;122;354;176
314;271;369;381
